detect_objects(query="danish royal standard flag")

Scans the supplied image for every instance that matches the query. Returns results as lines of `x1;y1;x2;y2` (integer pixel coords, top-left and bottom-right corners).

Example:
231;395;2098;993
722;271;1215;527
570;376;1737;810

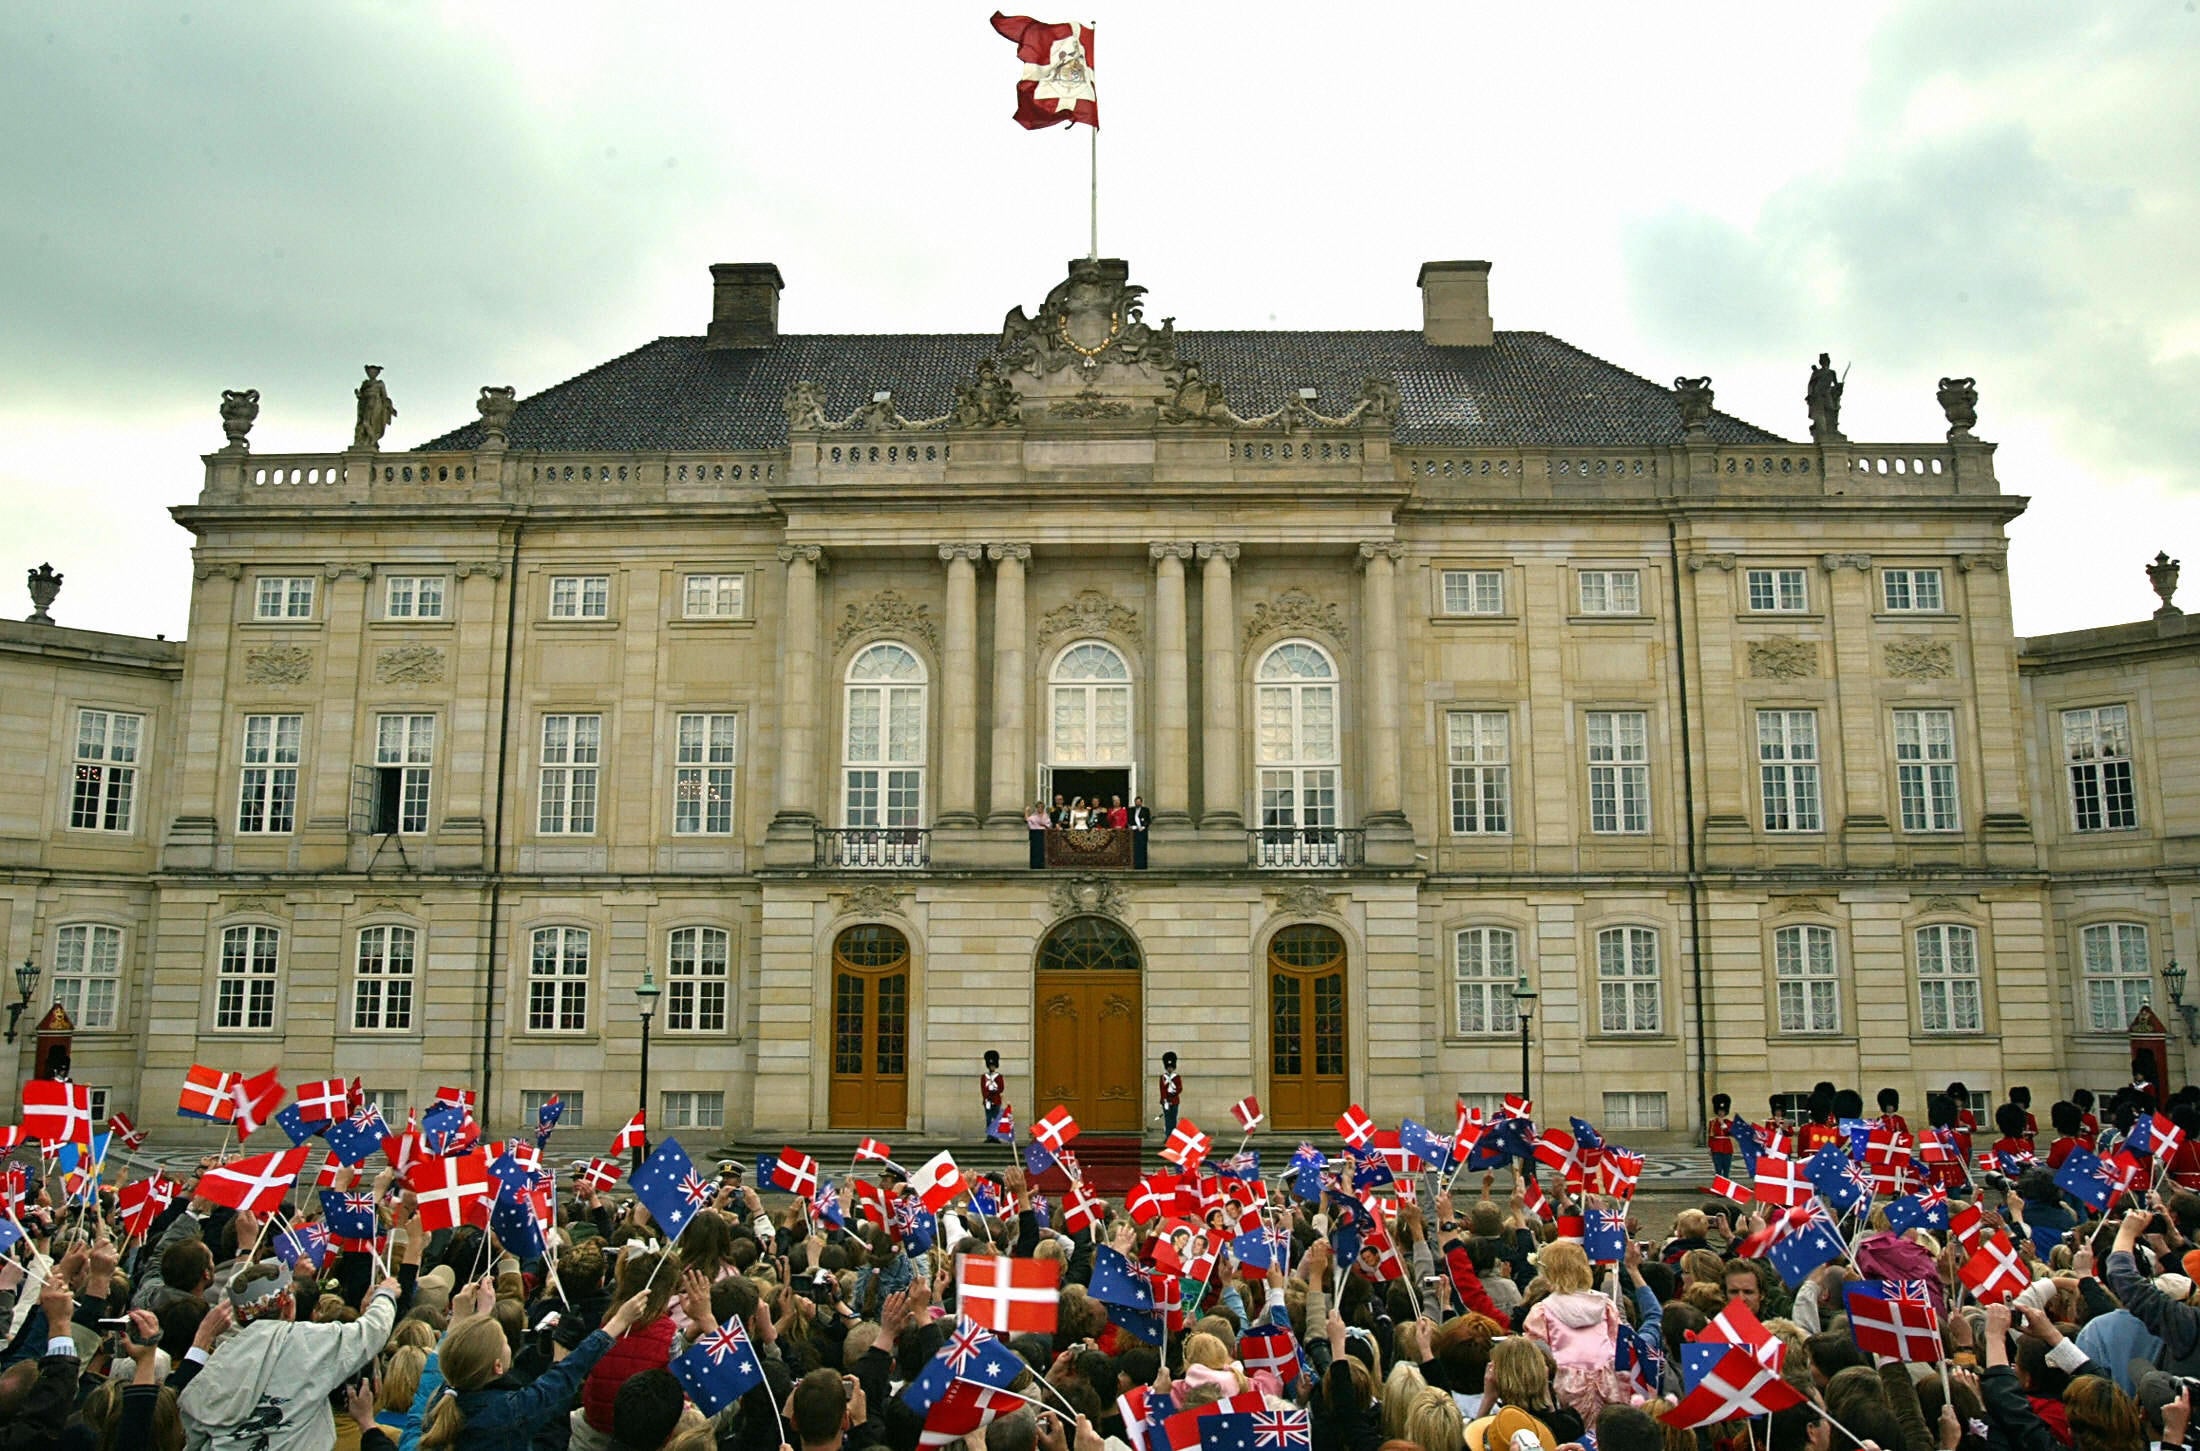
178;1065;238;1122
196;1144;310;1214
22;1080;93;1147
989;13;1097;131
957;1253;1061;1334
1033;1105;1081;1156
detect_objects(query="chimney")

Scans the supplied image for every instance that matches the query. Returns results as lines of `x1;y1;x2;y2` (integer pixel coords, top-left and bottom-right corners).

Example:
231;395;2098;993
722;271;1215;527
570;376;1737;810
705;263;784;350
1417;260;1493;348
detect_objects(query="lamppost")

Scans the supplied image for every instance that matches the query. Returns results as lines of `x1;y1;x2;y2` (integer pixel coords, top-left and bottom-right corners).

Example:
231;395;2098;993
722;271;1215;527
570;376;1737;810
633;967;661;1171
2164;957;2198;1044
5;958;37;1044
1511;973;1538;1107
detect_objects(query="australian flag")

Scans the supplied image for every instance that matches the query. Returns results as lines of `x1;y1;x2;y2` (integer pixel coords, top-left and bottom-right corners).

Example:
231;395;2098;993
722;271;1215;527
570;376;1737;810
325;1105;390;1167
1885;1189;1950;1235
421;1100;476;1156
273;1103;322;1147
1344;1145;1393;1190
1289;1144;1327;1203
1767;1208;1847;1285
1025;1140;1057;1177
672;1321;766;1416
1232;1226;1290;1274
1219;1150;1262;1183
1398;1119;1453;1175
1087;1245;1165;1345
1584;1209;1627;1263
1732;1120;1764;1174
1615;1322;1664;1400
969;1178;1003;1219
491;1181;549;1260
1806;1144;1871;1215
534;1094;563;1149
2054;1147;2116;1212
1570;1117;1605;1154
273;1222;328;1271
1327;1193;1370;1264
320;1188;380;1241
632;1138;713;1240
898;1201;939;1254
1467;1114;1533;1171
902;1319;1022;1413
811;1179;845;1229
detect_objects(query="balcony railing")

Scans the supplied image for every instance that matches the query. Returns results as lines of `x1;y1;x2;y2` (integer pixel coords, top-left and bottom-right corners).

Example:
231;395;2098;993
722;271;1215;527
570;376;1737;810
1249;827;1365;870
817;828;930;870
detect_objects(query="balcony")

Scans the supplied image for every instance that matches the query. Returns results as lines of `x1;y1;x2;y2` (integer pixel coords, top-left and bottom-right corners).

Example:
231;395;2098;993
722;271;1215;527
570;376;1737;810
816;828;930;870
1249;827;1365;870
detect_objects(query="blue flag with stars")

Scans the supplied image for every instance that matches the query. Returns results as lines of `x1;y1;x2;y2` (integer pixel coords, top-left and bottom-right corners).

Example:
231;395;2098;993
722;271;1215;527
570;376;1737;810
1806;1144;1870;1215
1025;1140;1057;1177
320;1189;380;1241
672;1320;766;1415
1087;1246;1155;1311
1732;1120;1763;1174
1343;1145;1393;1190
491;1182;549;1261
273;1222;328;1271
2054;1147;2115;1212
1884;1191;1949;1235
534;1094;564;1148
1584;1209;1627;1263
325;1106;390;1167
1398;1119;1453;1175
632;1137;713;1241
1467;1114;1532;1170
901;1319;1023;1413
1290;1143;1326;1203
1767;1210;1847;1285
273;1103;321;1146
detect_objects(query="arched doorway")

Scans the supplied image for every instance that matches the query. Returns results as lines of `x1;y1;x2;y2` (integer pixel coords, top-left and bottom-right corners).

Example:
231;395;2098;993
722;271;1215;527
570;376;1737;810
1033;916;1143;1132
828;924;910;1129
1268;923;1348;1129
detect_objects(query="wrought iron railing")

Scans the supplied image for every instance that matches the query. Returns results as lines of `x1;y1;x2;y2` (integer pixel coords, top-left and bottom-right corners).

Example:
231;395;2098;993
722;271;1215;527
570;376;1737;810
816;828;930;870
1248;827;1365;869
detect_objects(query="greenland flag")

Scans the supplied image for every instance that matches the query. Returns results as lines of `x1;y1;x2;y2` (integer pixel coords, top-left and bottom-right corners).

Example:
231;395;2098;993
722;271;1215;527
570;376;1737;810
990;13;1098;130
910;1149;966;1213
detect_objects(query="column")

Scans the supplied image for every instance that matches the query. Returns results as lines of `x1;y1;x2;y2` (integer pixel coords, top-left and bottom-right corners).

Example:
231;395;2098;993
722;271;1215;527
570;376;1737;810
772;545;824;826
1198;542;1242;829
985;543;1031;825
1149;544;1195;825
1357;542;1406;827
938;544;983;826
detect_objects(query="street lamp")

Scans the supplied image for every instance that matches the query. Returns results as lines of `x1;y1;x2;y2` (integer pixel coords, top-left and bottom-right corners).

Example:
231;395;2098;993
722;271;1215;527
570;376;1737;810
1511;973;1538;1108
633;966;662;1171
5;958;37;1044
2165;956;2198;1044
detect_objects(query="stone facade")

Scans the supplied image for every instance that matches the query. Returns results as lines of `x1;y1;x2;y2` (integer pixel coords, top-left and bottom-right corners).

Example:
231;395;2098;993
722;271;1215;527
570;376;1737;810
4;256;2192;1148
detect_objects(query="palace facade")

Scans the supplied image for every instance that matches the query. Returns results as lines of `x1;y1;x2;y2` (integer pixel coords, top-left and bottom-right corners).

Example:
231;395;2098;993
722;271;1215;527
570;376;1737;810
4;256;2195;1149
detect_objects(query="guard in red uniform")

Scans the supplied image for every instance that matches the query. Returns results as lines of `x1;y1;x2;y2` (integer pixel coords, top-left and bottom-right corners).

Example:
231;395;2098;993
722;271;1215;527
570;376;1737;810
2046;1101;2085;1169
1159;1050;1182;1137
1946;1080;1979;1159
2073;1088;2101;1148
980;1050;1006;1138
1708;1093;1737;1180
2006;1085;2039;1144
1875;1087;1910;1138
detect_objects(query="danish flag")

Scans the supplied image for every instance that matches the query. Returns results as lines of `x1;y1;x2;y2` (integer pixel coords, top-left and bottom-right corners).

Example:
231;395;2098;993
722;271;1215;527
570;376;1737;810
910;1150;966;1212
1659;1345;1804;1428
1844;1281;1943;1362
0;1126;21;1152
1231;1096;1264;1133
313;1150;345;1188
850;1176;889;1229
1033;1105;1081;1155
1521;1177;1555;1223
117;1174;177;1237
1062;1181;1107;1234
433;1085;477;1114
1753;1154;1813;1208
772;1148;821;1198
2137;1111;2186;1161
295;1078;349;1123
1706;1175;1750;1201
1699;1295;1785;1371
579;1157;624;1192
230;1067;287;1138
1500;1094;1533;1119
409;1148;493;1232
610;1111;647;1157
1959;1230;2030;1302
1128;1173;1176;1224
195;1144;310;1214
1335;1104;1376;1148
1163;1120;1212;1170
106;1111;146;1152
856;1137;894;1164
178;1065;238;1122
955;1253;1061;1334
1534;1129;1580;1178
21;1080;93;1147
1948;1202;1986;1252
1598;1148;1644;1199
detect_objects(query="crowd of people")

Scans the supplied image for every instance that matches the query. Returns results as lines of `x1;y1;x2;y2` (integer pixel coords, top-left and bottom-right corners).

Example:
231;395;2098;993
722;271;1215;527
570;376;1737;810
5;1069;2200;1451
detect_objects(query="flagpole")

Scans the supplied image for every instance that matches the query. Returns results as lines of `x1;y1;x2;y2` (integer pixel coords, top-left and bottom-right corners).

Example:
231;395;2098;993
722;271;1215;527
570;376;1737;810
1088;123;1098;262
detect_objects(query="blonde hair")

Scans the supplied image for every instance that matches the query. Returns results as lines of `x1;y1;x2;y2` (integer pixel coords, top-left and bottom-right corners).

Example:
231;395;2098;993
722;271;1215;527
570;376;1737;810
1381;1363;1429;1442
1182;1332;1234;1373
1487;1337;1555;1411
391;1318;438;1351
1672;1210;1709;1239
1537;1241;1592;1294
1678;1248;1725;1287
420;1317;509;1450
379;1345;428;1413
1403;1388;1465;1451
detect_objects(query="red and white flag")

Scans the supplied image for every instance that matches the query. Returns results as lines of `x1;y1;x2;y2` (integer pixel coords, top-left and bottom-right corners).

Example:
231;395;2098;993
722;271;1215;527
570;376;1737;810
773;1148;821;1198
1062;1181;1107;1234
1846;1284;1942;1362
1128;1173;1175;1224
850;1177;890;1229
988;13;1097;131
579;1157;624;1193
1231;1096;1263;1133
178;1065;238;1122
409;1148;492;1232
117;1174;176;1238
106;1111;145;1152
609;1110;646;1157
1500;1094;1534;1120
433;1086;477;1114
1597;1148;1644;1200
21;1080;92;1146
231;1067;287;1138
1658;1345;1804;1429
855;1137;894;1164
314;1151;345;1189
1521;1177;1555;1224
1706;1175;1751;1202
1033;1105;1081;1155
295;1078;348;1124
1948;1202;1986;1253
1699;1297;1785;1372
1162;1120;1212;1170
910;1150;965;1213
1959;1230;2029;1303
196;1144;310;1215
957;1253;1061;1333
0;1126;22;1152
1752;1154;1813;1208
1335;1104;1376;1148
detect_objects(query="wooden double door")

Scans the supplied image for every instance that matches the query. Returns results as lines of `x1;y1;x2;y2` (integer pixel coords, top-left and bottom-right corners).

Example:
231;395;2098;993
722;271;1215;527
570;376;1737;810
1268;924;1349;1129
1033;914;1145;1132
828;925;909;1129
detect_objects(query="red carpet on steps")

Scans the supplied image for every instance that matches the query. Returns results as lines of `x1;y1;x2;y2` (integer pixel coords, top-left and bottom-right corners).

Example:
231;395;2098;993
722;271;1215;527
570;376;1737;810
1036;1134;1144;1195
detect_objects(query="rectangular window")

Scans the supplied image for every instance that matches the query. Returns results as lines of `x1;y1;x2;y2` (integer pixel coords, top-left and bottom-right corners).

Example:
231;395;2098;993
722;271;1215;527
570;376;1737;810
1602;1092;1668;1132
527;927;590;1032
549;575;610;619
1455;1093;1509;1121
521;1089;582;1128
666;926;730;1033
1578;569;1642;615
1894;709;1960;832
1746;568;1808;613
1452;927;1520;1035
82;1087;109;1124
1596;926;1662;1034
384;575;446;619
52;924;122;1031
1774;924;1840;1034
1882;568;1945;613
1916;923;1983;1033
361;1088;407;1122
2064;705;2138;832
353;925;417;1032
215;924;280;1031
237;714;303;834
70;709;142;832
674;714;738;835
1446;712;1511;835
662;1091;725;1130
373;714;435;835
2081;922;2151;1034
254;576;316;620
1586;710;1650;834
682;574;745;619
1439;569;1505;616
539;715;603;834
1757;710;1823;832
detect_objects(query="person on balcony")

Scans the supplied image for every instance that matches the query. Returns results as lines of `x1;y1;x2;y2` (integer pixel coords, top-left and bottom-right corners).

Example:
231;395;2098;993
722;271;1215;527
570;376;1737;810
1129;795;1151;869
1025;801;1051;869
1069;796;1090;829
1106;795;1129;830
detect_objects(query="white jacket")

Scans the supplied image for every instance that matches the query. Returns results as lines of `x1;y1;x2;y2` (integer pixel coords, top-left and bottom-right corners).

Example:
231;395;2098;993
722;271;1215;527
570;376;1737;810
179;1290;396;1451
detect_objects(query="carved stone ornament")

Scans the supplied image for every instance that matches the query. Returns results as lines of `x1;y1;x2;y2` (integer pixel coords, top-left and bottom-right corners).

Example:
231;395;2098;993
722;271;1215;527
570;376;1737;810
194;561;244;581
1268;884;1340;918
1884;639;1954;680
1037;589;1141;647
243;646;315;686
949;360;1024;428
225;896;280;917
1747;637;1818;680
476;385;517;443
1242;588;1348;649
1819;553;1873;573
1049;389;1133;420
1775;895;1830;917
374;644;447;684
2149;551;2182;618
1936;377;1979;440
1920;895;1968;914
1048;875;1125;920
833;589;939;654
25;563;61;625
833;883;909;918
1673;376;1715;439
218;389;260;452
1000;258;1161;377
1687;553;1737;572
454;560;506;579
1805;353;1845;444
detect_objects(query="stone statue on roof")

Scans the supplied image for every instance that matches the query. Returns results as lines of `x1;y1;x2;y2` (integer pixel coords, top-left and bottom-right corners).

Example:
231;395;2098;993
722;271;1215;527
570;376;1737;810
1805;353;1845;443
782;380;829;433
477;386;517;444
1937;376;1978;440
1673;376;1715;439
352;365;396;452
1356;376;1402;426
1001;258;1151;376
951;360;1023;428
1157;361;1230;425
219;389;260;453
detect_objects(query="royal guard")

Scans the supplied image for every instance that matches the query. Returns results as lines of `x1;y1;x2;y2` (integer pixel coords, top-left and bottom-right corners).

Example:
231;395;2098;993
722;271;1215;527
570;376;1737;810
1707;1094;1736;1180
2046;1101;2085;1169
980;1050;1006;1138
1159;1051;1182;1137
2006;1085;2039;1143
2073;1088;2101;1148
1875;1087;1909;1137
1945;1080;1979;1158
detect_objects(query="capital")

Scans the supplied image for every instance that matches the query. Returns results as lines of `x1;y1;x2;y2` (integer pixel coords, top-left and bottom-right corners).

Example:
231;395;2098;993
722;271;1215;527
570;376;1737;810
1686;553;1737;572
321;563;370;581
938;543;986;564
454;560;506;580
1356;541;1405;567
1148;542;1197;562
986;543;1031;564
1956;552;2006;573
1817;552;1872;572
777;544;826;568
192;561;243;582
1195;542;1240;563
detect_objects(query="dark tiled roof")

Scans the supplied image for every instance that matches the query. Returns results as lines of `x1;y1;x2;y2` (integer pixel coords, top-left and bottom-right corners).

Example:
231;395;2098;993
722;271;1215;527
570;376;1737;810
418;330;1784;452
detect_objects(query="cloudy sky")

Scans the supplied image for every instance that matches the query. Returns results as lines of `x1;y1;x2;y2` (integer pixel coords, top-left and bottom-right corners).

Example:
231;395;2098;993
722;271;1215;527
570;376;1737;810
2;2;2194;639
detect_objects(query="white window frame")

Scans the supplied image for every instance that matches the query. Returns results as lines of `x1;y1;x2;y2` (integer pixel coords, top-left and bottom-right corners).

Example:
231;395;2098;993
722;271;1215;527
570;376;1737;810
254;575;317;620
383;575;446;620
69;709;143;833
539;714;603;835
237;714;302;834
661;1090;725;1131
1757;710;1822;832
352;924;417;1033
1881;568;1945;613
682;573;746;620
1446;711;1511;835
1577;569;1642;616
374;714;436;835
521;1089;581;1128
673;713;738;835
666;926;730;1033
1452;927;1520;1036
1596;926;1662;1034
1048;641;1134;769
1585;710;1649;834
842;644;928;830
2080;922;2151;1034
215;924;280;1032
1255;640;1341;844
2064;705;2138;833
82;1087;109;1124
1440;569;1506;617
1894;708;1960;832
52;923;122;1031
1602;1092;1668;1132
1745;568;1809;613
1774;924;1840;1035
526;927;591;1034
1915;923;1983;1034
548;575;610;619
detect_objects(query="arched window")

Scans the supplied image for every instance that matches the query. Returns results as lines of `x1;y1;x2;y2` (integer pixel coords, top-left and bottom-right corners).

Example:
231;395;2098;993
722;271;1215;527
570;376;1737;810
1773;924;1839;1034
1037;916;1142;973
2080;922;2149;1033
1269;924;1348;1128
1049;642;1133;767
52;924;122;1031
1595;926;1661;1035
843;644;927;830
1255;641;1339;859
1452;927;1519;1036
829;925;910;1129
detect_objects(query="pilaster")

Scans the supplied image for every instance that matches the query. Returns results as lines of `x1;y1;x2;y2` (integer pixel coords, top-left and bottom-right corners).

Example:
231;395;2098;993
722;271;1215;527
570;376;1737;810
765;544;826;866
1197;542;1243;830
1149;544;1195;826
937;544;984;827
985;544;1032;826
